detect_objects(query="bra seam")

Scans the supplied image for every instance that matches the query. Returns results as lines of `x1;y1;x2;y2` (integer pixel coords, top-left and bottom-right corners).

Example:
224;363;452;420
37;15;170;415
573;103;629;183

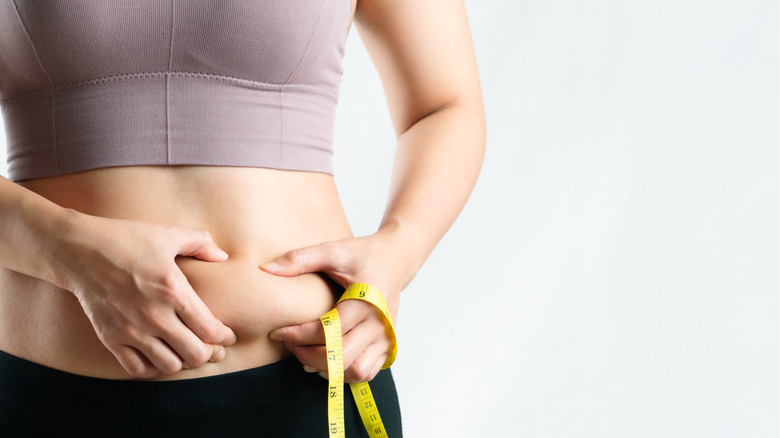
280;87;286;167
51;91;57;174
0;71;338;105
283;0;328;85
165;0;176;165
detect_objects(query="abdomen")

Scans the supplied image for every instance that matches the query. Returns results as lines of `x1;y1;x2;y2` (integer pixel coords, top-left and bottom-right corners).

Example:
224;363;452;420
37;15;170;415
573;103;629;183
0;165;353;380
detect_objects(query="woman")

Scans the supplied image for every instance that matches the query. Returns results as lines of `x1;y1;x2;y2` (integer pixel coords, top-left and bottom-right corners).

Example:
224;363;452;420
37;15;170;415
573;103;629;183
0;0;484;435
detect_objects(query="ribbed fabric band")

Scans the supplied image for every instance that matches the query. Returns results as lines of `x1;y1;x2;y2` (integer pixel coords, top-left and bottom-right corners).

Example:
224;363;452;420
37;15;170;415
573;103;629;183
2;72;337;179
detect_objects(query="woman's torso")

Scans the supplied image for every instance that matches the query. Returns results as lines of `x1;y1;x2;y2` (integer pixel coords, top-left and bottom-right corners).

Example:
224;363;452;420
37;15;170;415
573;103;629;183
0;0;359;379
0;166;353;380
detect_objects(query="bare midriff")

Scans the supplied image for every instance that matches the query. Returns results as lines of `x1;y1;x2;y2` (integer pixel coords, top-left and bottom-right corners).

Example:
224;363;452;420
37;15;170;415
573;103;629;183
0;166;353;380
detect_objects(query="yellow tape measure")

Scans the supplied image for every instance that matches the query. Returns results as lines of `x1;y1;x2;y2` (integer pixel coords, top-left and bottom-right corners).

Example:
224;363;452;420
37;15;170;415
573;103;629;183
320;283;398;438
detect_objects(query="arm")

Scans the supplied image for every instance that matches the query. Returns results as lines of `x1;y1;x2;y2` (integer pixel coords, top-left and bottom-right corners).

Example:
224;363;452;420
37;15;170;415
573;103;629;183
357;0;486;291
263;0;485;382
0;176;236;378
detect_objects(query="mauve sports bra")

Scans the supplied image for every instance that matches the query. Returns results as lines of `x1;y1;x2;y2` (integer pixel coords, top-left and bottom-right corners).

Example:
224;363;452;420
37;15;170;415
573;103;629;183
0;0;351;181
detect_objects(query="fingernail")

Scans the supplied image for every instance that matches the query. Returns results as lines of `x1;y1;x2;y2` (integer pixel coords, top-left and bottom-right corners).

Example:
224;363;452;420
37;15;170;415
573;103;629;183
269;329;283;341
210;345;225;362
303;365;318;373
318;371;328;380
260;262;279;272
218;249;229;260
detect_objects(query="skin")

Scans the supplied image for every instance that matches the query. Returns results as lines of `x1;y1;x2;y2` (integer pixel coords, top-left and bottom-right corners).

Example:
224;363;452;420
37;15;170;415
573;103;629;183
264;0;486;382
0;0;484;382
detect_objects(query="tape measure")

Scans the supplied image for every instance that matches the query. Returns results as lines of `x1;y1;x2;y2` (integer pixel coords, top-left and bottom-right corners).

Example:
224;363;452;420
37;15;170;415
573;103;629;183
320;283;398;438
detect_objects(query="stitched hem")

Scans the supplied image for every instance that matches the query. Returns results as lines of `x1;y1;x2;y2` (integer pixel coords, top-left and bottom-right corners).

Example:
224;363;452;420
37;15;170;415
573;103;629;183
0;71;338;105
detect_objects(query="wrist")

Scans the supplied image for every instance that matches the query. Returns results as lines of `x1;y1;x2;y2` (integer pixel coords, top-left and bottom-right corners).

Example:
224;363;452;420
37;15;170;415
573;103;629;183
36;206;86;291
373;220;428;292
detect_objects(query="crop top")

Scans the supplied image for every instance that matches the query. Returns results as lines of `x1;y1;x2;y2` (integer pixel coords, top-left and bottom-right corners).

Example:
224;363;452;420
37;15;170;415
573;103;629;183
0;0;351;181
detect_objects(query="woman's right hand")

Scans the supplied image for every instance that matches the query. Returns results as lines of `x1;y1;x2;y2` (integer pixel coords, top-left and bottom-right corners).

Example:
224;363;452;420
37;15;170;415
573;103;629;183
53;211;237;379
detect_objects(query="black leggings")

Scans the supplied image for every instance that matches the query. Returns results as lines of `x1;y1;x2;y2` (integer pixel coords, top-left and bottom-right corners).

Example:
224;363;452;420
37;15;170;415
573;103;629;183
0;350;402;438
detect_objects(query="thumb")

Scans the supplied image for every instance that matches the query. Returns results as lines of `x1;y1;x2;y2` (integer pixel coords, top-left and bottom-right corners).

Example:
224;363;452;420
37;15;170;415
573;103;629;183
260;243;344;278
175;228;229;262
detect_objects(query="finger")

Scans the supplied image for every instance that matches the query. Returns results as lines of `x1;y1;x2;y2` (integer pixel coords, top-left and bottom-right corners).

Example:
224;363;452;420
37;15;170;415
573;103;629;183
173;281;237;346
341;319;388;371
337;300;390;371
287;320;389;377
113;345;159;379
345;344;388;383
365;353;387;381
259;242;351;279
317;358;390;383
288;344;328;371
276;304;386;372
292;343;387;383
174;228;229;262
269;320;325;346
336;300;374;335
155;318;221;368
135;338;184;376
269;301;373;345
209;344;226;363
181;344;225;370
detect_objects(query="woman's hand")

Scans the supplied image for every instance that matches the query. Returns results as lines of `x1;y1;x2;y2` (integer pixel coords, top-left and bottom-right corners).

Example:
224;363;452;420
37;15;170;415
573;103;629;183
261;233;410;383
55;212;237;379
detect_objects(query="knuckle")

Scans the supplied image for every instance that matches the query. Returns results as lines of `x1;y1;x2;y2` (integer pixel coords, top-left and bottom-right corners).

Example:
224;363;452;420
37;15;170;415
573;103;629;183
126;362;149;378
188;343;211;367
94;325;116;345
156;276;186;306
284;249;306;266
158;272;182;294
160;358;183;376
194;229;212;243
348;361;372;382
198;320;220;341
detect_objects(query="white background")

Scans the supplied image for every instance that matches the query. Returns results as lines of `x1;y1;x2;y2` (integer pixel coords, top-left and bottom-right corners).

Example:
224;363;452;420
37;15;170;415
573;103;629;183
2;1;778;437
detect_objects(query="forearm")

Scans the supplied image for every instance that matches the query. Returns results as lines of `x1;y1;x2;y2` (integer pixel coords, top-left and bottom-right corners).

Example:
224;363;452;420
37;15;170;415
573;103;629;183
376;99;486;289
352;0;485;291
0;176;74;288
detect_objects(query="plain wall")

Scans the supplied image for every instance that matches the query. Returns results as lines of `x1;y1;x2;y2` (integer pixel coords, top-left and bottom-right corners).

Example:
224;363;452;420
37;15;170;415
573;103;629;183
1;1;777;436
331;1;779;436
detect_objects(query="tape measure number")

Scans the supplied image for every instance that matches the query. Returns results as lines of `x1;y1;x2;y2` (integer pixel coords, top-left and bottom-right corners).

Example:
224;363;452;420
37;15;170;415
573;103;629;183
320;283;398;438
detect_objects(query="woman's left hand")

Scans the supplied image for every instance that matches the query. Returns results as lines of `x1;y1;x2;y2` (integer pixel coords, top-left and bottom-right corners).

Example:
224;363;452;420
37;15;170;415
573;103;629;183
261;234;408;383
